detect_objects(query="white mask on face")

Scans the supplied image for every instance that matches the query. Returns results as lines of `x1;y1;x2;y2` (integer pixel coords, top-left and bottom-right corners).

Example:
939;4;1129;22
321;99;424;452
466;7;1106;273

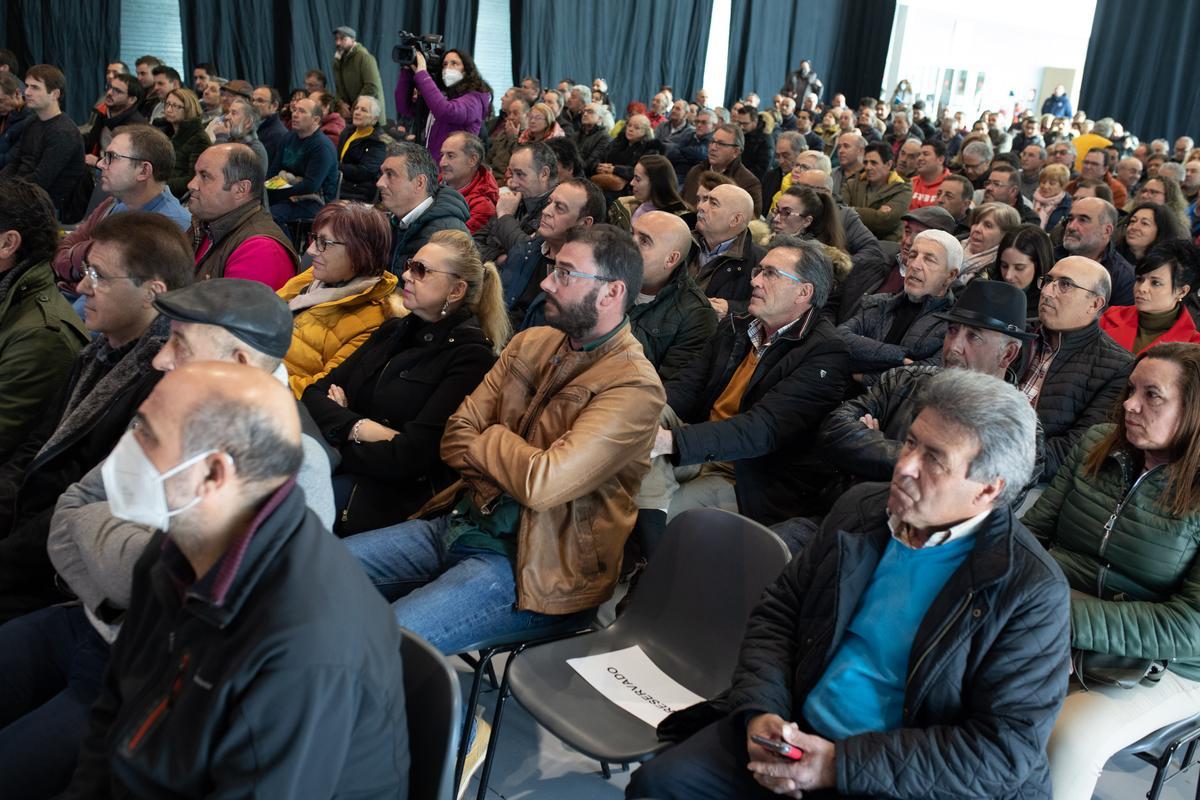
101;430;219;532
442;69;464;88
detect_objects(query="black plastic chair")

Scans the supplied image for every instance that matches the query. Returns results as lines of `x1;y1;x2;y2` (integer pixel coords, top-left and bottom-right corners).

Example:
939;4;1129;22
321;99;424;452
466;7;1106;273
401;628;462;800
1121;713;1200;800
475;508;793;795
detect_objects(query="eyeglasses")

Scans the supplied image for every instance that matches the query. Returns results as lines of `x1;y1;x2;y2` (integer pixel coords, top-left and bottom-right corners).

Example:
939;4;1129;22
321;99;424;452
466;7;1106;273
751;265;803;283
82;262;138;289
105;84;127;96
404;258;459;282
308;234;347;254
163;101;185;111
1037;275;1101;296
771;206;806;220
546;264;615;286
99;150;144;166
710;139;739;149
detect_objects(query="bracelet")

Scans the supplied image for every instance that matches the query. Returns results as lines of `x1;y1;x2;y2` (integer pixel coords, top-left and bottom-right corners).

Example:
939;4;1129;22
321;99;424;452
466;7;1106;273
350;419;367;445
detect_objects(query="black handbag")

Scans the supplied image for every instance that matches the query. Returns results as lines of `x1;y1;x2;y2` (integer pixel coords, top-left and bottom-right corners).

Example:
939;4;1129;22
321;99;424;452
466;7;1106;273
1071;650;1166;691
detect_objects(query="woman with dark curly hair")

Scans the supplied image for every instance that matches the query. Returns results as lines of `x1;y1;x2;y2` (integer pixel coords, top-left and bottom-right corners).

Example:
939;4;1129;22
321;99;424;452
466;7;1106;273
394;48;492;163
1116;202;1188;268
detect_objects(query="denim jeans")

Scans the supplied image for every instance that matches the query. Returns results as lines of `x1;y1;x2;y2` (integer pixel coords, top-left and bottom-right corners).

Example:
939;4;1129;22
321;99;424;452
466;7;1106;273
344;514;590;655
0;604;111;798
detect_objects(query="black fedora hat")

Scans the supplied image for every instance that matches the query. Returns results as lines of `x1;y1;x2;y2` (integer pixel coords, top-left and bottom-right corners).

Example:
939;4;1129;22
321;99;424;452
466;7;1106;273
933;279;1038;341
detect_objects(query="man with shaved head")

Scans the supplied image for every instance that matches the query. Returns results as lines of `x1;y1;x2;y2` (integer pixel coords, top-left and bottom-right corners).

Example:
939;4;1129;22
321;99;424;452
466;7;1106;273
64;362;409;798
690;182;763;320
1020;255;1133;478
630;211;718;380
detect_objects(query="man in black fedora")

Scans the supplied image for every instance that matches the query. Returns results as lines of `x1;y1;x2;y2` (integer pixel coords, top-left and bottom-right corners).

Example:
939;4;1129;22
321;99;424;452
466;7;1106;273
817;278;1045;505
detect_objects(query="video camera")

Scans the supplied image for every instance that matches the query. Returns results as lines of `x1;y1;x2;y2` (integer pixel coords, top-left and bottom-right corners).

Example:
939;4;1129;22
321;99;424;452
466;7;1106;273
393;31;445;67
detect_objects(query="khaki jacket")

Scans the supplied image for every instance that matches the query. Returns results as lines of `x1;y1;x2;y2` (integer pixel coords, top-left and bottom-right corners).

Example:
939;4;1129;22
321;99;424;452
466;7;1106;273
418;322;665;615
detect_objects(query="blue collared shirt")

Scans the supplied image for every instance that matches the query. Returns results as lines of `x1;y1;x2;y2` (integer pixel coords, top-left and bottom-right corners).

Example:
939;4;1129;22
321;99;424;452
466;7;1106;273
112;186;192;231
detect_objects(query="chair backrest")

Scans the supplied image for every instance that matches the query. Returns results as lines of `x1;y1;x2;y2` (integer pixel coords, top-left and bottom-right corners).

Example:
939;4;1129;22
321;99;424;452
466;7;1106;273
400;628;462;800
615;508;792;699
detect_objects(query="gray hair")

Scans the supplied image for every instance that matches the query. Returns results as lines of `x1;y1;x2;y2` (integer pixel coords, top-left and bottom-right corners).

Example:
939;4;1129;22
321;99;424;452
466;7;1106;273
962;139;994;163
227;97;260;133
801;151;833;174
913;229;964;272
569;84;590;103
892;111;909;124
1025;144;1047;159
1158;161;1186;184
1117;156;1142;172
355;94;381;121
1093;117;1115;138
912;369;1037;506
776;131;807;152
385;141;439;198
713;106;731;123
715;122;744;150
585;102;614;131
695;107;716;125
219;143;265;197
447;131;485;166
766;235;833;309
182;397;303;486
903;136;923;150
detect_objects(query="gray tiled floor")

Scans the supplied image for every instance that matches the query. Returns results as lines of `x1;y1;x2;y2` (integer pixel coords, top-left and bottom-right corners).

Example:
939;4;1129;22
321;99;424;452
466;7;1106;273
458;655;1199;800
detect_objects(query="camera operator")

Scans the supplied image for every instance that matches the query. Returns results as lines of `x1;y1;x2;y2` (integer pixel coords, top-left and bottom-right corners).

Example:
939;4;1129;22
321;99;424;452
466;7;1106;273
394;46;492;163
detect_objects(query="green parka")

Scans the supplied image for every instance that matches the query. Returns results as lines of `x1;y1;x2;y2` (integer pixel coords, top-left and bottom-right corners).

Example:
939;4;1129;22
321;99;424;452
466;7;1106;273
0;260;88;460
1023;423;1200;680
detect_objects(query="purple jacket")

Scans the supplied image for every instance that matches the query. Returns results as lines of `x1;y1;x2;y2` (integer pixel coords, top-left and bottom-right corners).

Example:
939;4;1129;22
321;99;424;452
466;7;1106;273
394;69;490;163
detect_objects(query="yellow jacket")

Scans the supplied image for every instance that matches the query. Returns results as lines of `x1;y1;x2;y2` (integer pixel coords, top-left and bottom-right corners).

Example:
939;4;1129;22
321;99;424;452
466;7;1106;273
277;269;400;398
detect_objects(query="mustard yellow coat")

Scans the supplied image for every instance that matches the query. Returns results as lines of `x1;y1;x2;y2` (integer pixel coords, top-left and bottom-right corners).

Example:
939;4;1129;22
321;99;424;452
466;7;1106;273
277;269;400;398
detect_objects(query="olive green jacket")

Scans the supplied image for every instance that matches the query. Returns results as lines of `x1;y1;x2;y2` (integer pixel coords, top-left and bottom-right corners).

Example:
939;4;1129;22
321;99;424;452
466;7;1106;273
1023;424;1200;680
0;260;88;460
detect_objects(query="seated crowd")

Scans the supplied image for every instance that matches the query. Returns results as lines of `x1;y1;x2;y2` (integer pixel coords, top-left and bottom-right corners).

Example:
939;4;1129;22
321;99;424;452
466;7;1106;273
1;34;1200;800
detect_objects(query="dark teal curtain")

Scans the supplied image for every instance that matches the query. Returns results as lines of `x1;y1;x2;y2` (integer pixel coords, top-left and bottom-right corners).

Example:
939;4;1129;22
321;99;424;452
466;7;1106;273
512;0;714;113
726;0;895;107
6;0;122;122
1079;0;1200;141
181;0;479;119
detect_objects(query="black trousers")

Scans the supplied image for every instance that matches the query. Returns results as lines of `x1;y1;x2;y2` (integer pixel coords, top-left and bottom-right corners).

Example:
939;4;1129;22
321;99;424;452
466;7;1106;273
626;715;781;800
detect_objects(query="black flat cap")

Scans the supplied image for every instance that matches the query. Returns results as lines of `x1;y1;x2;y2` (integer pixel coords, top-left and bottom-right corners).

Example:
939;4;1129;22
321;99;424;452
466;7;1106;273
153;279;293;358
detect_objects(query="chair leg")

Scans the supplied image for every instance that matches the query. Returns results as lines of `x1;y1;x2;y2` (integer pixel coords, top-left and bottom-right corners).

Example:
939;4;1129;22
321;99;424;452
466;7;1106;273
475;646;525;800
1147;742;1179;800
600;761;612;780
454;646;499;789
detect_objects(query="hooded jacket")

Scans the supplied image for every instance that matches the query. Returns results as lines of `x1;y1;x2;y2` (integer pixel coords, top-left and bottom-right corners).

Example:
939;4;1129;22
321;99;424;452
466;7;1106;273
457;165;500;233
842;169;914;241
387;185;471;271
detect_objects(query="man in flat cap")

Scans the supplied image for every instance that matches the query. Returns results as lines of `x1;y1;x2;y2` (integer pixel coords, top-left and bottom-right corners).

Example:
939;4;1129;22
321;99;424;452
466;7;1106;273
332;25;385;124
0;279;334;794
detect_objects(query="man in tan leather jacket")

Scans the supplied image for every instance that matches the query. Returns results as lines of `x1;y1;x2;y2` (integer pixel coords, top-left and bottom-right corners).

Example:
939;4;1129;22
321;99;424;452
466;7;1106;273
343;224;665;655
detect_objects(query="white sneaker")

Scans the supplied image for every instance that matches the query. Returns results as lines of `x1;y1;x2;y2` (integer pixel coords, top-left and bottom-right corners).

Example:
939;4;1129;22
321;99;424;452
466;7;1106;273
457;715;491;800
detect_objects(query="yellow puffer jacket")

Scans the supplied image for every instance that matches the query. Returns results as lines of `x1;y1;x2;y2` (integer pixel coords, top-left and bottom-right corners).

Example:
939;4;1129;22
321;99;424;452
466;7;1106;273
277;268;400;398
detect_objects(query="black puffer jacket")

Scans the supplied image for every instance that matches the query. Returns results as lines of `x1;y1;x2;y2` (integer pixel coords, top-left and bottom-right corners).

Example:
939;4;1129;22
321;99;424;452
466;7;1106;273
817;364;1046;506
572;124;611;174
838;290;953;386
1027;321;1133;480
303;309;496;535
685;228;762;317
660;482;1070;799
337;126;393;202
628;265;718;382
665;308;850;524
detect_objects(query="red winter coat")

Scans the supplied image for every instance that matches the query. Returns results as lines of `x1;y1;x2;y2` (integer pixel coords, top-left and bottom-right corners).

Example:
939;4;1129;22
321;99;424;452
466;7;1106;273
456;165;499;233
1099;304;1200;354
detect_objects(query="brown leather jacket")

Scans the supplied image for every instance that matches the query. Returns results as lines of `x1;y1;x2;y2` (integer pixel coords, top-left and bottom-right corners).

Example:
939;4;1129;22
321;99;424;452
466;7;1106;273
417;321;665;615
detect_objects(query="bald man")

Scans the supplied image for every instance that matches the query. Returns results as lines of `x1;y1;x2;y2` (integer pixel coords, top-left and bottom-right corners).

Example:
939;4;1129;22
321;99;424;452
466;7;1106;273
689;183;764;319
1056;196;1135;306
64;363;409;798
631;211;718;381
1020;256;1133;479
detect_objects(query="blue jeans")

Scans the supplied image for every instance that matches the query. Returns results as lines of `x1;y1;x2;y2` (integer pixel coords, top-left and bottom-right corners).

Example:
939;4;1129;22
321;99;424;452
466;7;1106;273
0;604;111;798
344;514;589;655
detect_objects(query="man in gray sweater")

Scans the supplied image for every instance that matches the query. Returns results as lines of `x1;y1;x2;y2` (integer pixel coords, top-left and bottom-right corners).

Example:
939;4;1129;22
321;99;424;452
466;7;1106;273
0;279;334;796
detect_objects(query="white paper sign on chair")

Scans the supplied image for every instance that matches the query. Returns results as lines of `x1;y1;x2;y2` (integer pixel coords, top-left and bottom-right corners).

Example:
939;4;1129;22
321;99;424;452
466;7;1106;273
567;645;706;728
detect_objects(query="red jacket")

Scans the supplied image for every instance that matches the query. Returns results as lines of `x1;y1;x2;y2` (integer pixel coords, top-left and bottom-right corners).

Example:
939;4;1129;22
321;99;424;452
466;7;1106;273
909;168;949;209
1099;304;1200;354
457;165;499;233
320;112;347;153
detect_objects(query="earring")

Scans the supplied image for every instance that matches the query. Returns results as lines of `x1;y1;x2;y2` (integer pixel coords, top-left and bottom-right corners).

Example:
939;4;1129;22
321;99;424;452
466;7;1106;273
440;298;449;317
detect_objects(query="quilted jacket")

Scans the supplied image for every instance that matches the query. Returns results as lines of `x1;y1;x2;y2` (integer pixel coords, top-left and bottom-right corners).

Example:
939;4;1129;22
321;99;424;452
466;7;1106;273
1025;321;1133;480
837;290;953;386
841;169;913;242
277;269;399;398
660;482;1070;798
1023;424;1200;680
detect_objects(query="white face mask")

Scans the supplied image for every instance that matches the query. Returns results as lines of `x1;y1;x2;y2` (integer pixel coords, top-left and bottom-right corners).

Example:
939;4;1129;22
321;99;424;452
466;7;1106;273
442;69;464;88
101;430;219;532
